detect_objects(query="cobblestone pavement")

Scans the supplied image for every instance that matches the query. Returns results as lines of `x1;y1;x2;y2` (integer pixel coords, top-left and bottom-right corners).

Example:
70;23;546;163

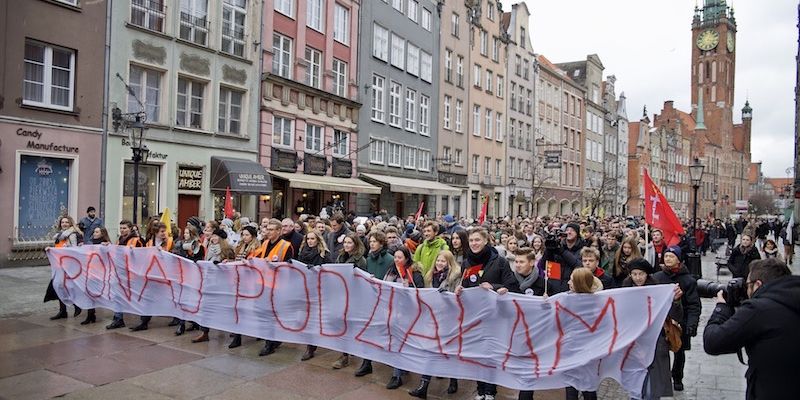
1;244;781;400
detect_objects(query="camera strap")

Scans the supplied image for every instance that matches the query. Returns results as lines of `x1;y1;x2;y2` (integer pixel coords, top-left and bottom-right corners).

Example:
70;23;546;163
736;348;748;366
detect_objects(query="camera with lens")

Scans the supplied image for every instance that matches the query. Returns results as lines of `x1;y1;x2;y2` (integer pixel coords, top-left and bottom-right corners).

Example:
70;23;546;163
696;278;747;307
544;229;564;250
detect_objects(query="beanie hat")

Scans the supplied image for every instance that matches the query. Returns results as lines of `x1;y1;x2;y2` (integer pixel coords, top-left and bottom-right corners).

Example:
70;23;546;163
187;216;203;231
444;214;455;223
565;222;581;235
665;245;682;259
627;258;653;275
212;229;228;240
242;225;257;238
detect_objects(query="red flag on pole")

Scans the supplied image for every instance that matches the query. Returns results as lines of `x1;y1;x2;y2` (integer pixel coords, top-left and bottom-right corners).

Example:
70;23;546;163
477;195;489;225
414;201;425;221
643;169;685;246
224;186;234;219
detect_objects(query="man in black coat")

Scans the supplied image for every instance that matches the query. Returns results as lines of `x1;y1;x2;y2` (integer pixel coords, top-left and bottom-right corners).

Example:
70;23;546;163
704;258;800;399
728;234;761;279
542;235;581;295
280;218;304;259
652;246;701;392
325;213;350;257
561;222;586;261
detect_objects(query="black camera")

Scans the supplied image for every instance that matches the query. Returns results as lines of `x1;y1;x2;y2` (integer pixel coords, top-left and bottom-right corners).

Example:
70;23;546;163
544;229;564;250
696;278;747;307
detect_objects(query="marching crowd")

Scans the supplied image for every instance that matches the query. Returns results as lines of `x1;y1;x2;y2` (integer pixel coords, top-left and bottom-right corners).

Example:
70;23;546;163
44;206;797;400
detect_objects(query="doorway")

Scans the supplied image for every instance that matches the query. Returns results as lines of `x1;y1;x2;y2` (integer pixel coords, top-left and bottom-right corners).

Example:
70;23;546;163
178;194;200;229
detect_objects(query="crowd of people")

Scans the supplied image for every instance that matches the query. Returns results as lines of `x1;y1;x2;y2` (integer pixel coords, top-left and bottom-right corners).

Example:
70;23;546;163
44;206;795;400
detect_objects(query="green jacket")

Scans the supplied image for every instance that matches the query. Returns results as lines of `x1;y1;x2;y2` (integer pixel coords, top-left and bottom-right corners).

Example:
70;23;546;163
366;248;394;279
413;237;449;276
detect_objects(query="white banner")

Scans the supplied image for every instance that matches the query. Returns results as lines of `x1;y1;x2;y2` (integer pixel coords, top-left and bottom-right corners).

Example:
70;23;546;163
47;246;674;397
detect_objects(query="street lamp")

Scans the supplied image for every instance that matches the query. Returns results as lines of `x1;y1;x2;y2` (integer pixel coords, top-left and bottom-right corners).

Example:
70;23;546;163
508;180;517;218
113;106;149;226
688;158;705;278
712;187;718;219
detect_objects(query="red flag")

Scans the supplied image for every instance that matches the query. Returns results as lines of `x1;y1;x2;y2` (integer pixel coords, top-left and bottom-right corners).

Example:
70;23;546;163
414;201;425;220
643;169;685;246
224;186;234;219
477;195;489;225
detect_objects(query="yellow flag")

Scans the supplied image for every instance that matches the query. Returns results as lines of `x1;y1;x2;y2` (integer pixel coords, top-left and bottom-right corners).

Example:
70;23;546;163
161;207;172;234
581;206;591;217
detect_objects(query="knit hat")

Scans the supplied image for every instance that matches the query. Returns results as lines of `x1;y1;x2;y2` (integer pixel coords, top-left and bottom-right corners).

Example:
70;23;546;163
665;245;682;259
627;258;653;275
242;225;257;238
187;216;203;231
239;217;251;226
221;218;234;228
565;222;581;235
212;229;228;240
444;214;455;223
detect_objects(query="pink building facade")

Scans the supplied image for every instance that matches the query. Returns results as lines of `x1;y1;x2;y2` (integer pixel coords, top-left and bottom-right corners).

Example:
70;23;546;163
260;0;375;219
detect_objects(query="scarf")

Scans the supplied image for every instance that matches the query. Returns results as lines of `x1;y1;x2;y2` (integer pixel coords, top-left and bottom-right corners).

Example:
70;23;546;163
90;237;105;245
463;246;494;280
206;243;221;261
764;247;779;258
299;246;322;263
432;267;449;288
368;248;387;260
514;270;539;293
54;228;76;243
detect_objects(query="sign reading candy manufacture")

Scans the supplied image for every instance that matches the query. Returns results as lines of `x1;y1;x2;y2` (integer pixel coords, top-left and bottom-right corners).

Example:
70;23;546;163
47;246;674;398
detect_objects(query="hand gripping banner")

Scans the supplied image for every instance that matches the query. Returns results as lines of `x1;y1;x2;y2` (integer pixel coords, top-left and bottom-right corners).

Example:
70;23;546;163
47;246;674;398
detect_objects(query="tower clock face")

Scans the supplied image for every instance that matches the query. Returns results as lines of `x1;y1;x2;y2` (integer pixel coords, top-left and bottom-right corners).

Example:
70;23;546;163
697;29;720;51
727;31;735;52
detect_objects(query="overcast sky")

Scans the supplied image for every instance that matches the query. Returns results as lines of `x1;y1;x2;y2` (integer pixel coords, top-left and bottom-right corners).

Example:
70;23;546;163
501;0;797;178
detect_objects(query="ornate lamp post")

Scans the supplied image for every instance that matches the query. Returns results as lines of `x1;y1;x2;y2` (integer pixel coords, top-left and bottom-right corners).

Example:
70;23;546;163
688;158;705;278
508;180;517;218
112;106;149;225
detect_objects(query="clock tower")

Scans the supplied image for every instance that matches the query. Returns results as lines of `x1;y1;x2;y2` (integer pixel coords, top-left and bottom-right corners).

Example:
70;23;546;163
690;0;737;145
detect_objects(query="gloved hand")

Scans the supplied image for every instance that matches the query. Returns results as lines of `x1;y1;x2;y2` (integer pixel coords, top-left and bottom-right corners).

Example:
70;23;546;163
687;326;697;337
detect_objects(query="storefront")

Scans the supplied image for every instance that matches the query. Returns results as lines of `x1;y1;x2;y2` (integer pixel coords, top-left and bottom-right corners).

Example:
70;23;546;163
105;136;262;231
0;121;102;266
267;170;381;219
359;173;461;218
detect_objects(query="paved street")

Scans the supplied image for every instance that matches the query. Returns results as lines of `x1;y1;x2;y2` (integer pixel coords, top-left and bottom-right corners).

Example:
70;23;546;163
0;249;773;400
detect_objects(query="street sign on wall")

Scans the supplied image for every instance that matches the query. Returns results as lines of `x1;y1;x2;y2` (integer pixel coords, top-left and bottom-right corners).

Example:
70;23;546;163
543;150;562;169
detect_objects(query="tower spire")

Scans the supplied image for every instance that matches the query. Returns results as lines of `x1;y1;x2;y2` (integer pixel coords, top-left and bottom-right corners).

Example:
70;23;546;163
696;88;707;130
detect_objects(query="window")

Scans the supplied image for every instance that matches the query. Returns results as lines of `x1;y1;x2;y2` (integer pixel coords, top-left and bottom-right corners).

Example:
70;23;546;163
131;0;165;32
487;1;495;20
333;3;349;45
485;109;493;139
443;96;452;130
392;0;402;12
389;81;402;127
510;157;516;178
370;138;385;164
472;155;479;174
444;50;452;82
304;47;322;88
222;0;247;57
509;120;515;148
480;30;488;56
420;51;432;83
455;100;463;132
451;13;460;37
373;24;389;61
306;0;323;31
305;123;323;152
23;41;75;110
128;64;160;122
473;64;481;87
496;112;503;141
405;147;417;169
391;34;405;69
515;55;521;76
274;0;293;17
520;27;526;49
495;159;501;177
526;89;532;115
407;0;418;22
371;74;385;122
418;149;430;171
484;157;491;175
176;76;204;129
456;56;464;87
421;8;432;31
272;116;292;147
218;86;243;134
473;105;481;136
389;142;402;166
454;149;463;165
405;88;417;131
486;70;493;92
272;33;292;78
180;0;209;46
333;130;348;157
419;95;430;136
407;44;420;76
510;83;516;110
332;59;347;97
497;75;504;98
523;60;529;80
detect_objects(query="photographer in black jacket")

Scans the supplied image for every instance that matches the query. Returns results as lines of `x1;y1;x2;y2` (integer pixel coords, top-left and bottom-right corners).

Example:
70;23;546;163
541;230;582;295
703;258;800;399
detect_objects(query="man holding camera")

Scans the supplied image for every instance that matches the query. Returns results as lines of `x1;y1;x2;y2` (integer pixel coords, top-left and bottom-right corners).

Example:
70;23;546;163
703;258;800;399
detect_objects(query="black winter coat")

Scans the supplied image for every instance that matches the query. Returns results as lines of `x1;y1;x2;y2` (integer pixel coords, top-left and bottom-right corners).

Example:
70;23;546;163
652;265;701;349
296;246;331;266
728;245;761;279
460;246;519;293
704;276;800;400
541;246;581;295
282;230;305;259
561;238;586;261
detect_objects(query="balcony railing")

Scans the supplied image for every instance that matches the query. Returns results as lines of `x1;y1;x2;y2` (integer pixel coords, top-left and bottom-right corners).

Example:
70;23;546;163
130;0;166;32
180;11;209;46
221;21;246;57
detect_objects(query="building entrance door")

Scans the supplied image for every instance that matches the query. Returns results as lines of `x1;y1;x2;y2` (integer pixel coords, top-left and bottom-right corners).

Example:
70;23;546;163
178;194;200;230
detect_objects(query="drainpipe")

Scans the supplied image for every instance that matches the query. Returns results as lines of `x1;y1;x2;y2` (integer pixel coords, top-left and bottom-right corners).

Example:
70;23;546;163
99;0;113;218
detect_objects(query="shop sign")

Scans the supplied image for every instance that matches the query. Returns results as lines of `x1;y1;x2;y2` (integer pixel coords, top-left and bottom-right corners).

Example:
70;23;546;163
544;150;562;169
304;154;327;176
178;166;203;190
271;148;297;172
18;128;79;154
120;138;167;159
332;158;352;178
